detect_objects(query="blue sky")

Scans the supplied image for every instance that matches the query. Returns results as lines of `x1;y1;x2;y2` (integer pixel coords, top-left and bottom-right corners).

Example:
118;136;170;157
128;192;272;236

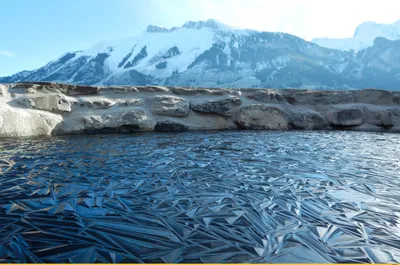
1;0;400;77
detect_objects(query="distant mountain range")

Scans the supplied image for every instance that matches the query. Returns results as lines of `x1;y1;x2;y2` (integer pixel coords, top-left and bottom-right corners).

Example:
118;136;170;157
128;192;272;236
2;19;400;90
312;20;400;51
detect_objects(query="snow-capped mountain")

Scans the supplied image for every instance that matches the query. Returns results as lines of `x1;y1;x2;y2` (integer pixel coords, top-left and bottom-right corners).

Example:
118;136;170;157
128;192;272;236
312;19;400;51
2;19;400;90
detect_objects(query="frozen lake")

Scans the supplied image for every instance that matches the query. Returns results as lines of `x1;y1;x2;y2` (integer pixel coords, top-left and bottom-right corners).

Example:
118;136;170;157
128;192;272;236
0;131;400;263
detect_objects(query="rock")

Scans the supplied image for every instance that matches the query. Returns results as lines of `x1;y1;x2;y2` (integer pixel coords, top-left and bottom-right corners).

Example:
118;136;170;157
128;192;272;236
146;95;189;117
190;97;241;117
81;98;115;109
154;121;188;132
246;90;285;103
283;90;355;105
393;94;400;105
17;94;71;113
187;112;232;130
15;82;99;95
0;85;6;97
136;86;170;93
388;109;400;126
119;99;142;106
234;104;288;130
360;106;393;127
2;81;400;136
0;107;62;137
68;85;99;96
170;87;234;96
103;86;139;93
354;89;393;105
121;109;151;125
57;108;154;135
379;111;393;127
288;110;328;130
327;108;364;127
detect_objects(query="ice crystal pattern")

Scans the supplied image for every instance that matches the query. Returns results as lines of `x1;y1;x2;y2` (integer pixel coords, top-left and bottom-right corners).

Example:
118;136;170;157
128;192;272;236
1;131;400;263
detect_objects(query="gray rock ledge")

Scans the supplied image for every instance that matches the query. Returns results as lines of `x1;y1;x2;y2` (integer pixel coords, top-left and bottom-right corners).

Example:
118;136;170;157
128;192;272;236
1;82;400;137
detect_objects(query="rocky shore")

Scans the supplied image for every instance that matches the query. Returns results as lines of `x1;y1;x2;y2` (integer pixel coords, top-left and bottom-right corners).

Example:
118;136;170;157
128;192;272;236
1;82;400;137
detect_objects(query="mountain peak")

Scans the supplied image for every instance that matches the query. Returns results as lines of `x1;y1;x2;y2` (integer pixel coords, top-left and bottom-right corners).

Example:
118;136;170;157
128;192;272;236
181;19;231;30
145;19;232;33
146;25;169;33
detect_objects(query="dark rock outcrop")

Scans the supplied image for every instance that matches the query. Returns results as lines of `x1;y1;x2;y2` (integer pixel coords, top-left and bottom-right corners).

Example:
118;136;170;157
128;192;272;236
288;110;329;130
154;121;188;132
328;108;364;127
190;97;241;117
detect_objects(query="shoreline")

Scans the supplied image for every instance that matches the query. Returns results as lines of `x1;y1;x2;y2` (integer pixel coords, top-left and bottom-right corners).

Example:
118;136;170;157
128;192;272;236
1;82;400;138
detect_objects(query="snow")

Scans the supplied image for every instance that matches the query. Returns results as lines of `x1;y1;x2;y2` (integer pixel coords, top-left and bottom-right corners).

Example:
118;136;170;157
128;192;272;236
59;18;262;82
34;18;267;85
312;19;400;52
66;24;231;80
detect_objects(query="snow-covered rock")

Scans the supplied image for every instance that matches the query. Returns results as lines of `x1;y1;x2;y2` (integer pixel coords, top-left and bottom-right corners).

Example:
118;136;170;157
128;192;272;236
16;93;71;113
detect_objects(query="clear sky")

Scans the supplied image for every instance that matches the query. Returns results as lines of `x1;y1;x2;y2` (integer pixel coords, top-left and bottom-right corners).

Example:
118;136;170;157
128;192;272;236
1;0;400;77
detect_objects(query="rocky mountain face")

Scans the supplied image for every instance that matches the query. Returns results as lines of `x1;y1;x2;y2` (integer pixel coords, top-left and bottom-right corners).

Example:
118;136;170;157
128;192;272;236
2;19;400;90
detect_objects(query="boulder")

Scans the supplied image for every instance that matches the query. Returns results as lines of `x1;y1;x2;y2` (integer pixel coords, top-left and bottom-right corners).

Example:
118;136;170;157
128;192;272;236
67;85;99;96
234;104;288;130
81;109;152;132
146;95;189;117
388;109;400;126
80;98;115;109
104;86;140;93
55;107;154;135
154;121;188;132
378;111;393;127
288;110;328;130
15;82;99;95
354;89;393;105
190;97;241;117
360;107;393;127
393;94;400;105
119;99;142;106
170;87;236;96
327;108;364;127
283;90;355;105
0;108;62;137
0;85;7;97
17;94;71;113
246;90;285;103
136;86;170;93
121;109;151;125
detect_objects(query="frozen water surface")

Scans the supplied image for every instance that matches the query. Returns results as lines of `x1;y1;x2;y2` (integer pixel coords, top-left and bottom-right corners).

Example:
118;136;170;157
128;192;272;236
0;131;400;263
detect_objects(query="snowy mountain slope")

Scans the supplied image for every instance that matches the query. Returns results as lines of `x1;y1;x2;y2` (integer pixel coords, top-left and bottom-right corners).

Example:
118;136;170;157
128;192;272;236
2;19;400;90
312;19;400;51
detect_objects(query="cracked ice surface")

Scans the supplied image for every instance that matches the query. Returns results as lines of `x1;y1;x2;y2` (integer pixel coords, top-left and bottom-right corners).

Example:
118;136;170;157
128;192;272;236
0;131;400;263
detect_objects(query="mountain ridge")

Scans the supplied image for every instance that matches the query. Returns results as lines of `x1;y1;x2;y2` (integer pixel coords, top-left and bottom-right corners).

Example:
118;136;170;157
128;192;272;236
1;19;400;90
312;19;400;51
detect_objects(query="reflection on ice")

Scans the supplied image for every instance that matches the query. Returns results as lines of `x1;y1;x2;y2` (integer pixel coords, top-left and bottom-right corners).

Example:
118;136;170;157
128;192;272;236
0;131;400;263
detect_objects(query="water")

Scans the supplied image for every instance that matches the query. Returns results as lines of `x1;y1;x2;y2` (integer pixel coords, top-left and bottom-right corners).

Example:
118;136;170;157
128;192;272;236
1;131;400;263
